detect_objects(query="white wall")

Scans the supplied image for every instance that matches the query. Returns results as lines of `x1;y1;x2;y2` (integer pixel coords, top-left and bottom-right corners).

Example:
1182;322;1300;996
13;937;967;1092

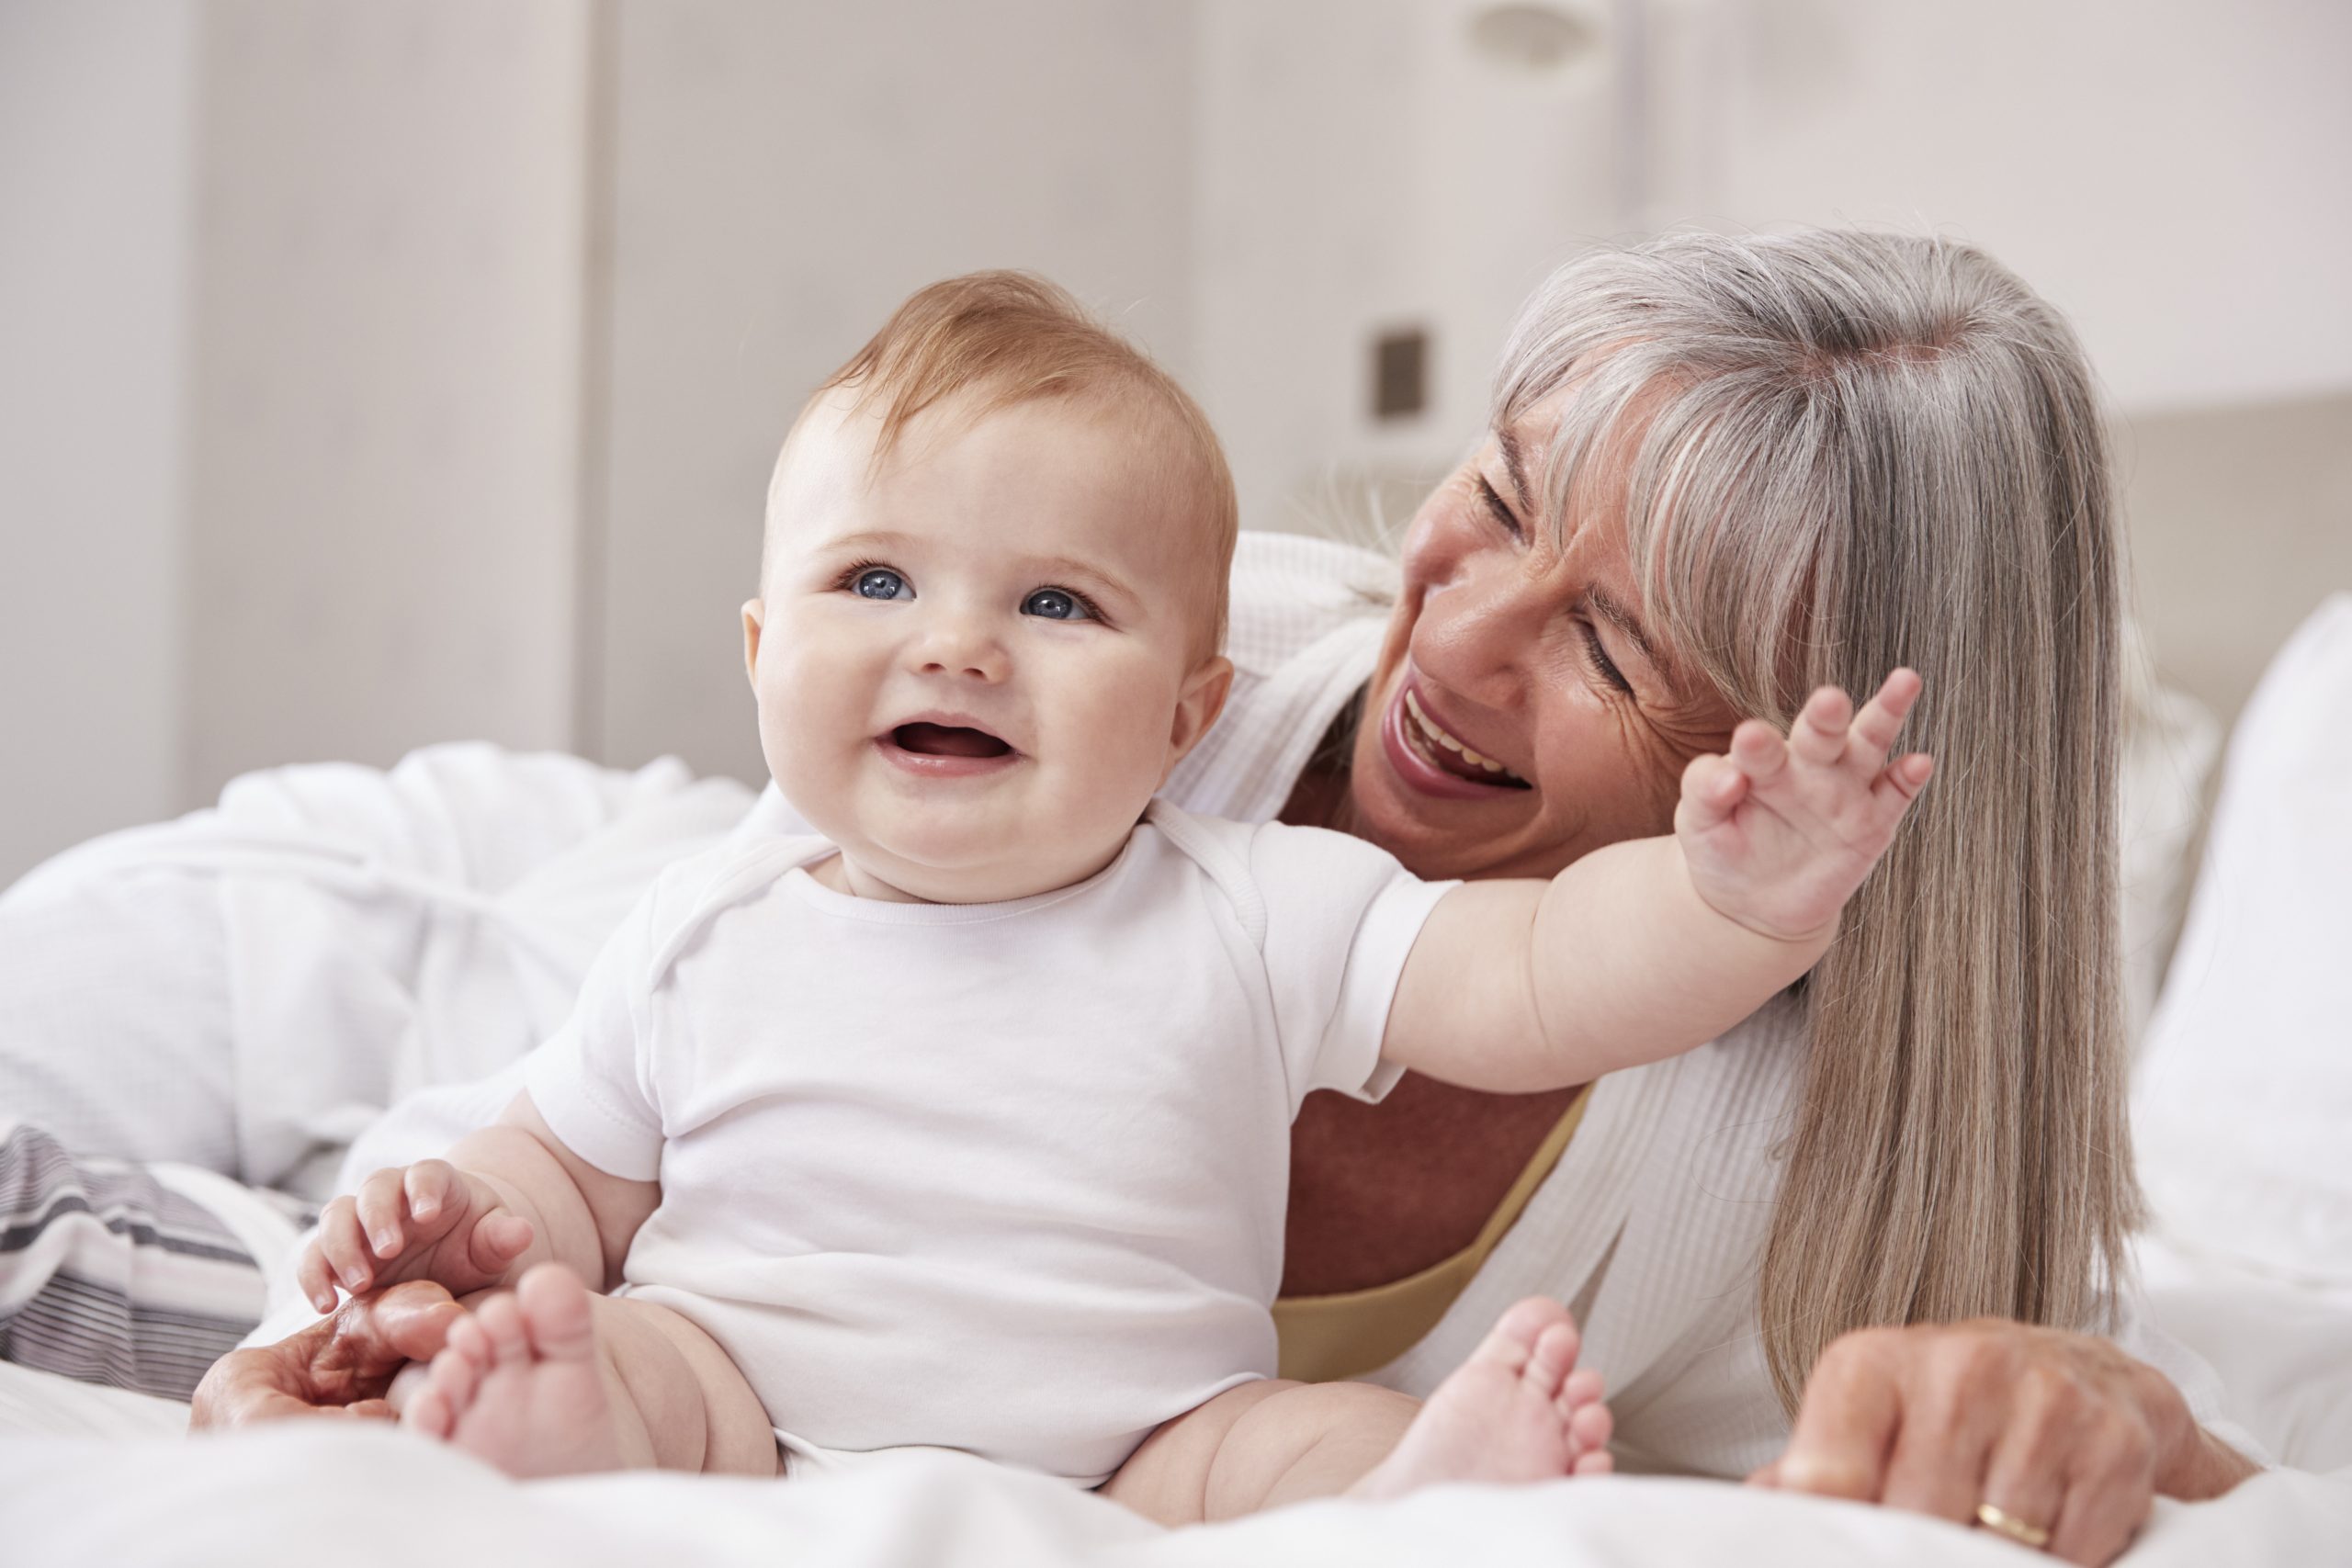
0;3;196;884
184;0;594;800
0;1;597;881
1188;0;2352;539
1699;0;2352;414
590;0;1201;784
1191;0;1623;539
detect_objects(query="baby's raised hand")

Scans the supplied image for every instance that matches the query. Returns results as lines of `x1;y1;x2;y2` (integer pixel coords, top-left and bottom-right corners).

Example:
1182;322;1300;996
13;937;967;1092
1675;670;1933;944
294;1159;535;1315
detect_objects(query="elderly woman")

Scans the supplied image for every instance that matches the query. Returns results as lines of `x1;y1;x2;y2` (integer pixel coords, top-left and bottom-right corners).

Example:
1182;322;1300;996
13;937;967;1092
0;229;2254;1564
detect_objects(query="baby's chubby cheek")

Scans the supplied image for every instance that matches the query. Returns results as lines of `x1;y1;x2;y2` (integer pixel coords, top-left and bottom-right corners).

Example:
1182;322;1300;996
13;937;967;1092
1050;681;1188;807
753;678;869;821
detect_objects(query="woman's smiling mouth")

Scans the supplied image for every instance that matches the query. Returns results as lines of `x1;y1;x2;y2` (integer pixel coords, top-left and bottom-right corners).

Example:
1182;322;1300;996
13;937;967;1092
1380;672;1532;797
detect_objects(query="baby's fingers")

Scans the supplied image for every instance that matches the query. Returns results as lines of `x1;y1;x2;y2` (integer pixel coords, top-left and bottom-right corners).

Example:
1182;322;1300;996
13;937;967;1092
403;1160;459;1228
465;1211;536;1278
1678;751;1750;833
1847;669;1924;763
295;1239;341;1316
1790;686;1855;767
311;1196;378;1306
1728;717;1791;784
1871;752;1936;817
353;1167;414;1262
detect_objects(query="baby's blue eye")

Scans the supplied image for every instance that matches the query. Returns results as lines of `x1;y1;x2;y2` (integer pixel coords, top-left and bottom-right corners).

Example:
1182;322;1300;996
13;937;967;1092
1022;587;1091;621
854;567;910;601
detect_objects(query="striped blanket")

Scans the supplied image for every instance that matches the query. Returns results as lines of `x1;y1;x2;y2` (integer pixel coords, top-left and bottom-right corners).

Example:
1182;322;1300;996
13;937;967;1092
0;1124;293;1400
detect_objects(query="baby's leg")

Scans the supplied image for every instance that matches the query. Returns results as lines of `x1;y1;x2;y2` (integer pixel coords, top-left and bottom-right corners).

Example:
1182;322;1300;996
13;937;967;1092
402;1263;776;1478
1104;1299;1611;1527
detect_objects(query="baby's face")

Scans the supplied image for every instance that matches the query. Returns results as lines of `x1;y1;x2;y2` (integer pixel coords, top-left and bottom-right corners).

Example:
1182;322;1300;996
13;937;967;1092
745;390;1230;904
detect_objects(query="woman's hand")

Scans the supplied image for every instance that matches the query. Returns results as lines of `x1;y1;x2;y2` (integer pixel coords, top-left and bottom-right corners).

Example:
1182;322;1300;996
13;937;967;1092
188;1280;464;1429
1750;1319;2257;1566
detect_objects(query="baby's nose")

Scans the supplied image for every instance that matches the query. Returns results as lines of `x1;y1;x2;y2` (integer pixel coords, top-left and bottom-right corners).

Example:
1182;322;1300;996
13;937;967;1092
910;610;1009;682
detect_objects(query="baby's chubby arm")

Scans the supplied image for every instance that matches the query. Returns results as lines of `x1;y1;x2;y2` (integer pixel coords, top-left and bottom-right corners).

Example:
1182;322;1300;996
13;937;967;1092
1380;671;1931;1092
294;1091;657;1314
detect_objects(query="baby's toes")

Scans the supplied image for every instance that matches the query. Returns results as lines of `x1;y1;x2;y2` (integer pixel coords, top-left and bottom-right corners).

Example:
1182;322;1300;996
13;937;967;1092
1470;1297;1565;1375
1523;1320;1583;1401
444;1310;492;1369
402;1381;453;1439
1563;1386;1614;1461
1572;1447;1615;1477
472;1292;532;1369
411;1343;486;1438
1556;1364;1605;1412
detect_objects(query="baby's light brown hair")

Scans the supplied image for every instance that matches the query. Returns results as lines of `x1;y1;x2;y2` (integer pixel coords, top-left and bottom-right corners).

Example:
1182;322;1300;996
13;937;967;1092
770;271;1238;660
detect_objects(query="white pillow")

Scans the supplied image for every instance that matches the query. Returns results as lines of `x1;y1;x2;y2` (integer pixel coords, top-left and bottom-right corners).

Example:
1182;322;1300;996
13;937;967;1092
2133;593;2352;1285
2120;671;2222;1049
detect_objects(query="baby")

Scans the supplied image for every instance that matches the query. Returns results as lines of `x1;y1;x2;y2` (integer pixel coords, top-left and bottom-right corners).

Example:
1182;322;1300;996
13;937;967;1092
294;274;1932;1515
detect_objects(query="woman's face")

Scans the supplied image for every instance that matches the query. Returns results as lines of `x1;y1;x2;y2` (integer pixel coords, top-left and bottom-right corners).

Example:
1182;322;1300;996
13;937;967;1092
1349;399;1745;882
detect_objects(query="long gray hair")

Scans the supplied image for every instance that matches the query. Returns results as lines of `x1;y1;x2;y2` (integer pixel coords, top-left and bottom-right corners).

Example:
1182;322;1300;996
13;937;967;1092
1495;229;2139;1411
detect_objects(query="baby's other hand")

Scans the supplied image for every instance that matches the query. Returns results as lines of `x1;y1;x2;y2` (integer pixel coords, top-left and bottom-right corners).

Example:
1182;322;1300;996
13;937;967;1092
1675;670;1933;944
294;1160;534;1315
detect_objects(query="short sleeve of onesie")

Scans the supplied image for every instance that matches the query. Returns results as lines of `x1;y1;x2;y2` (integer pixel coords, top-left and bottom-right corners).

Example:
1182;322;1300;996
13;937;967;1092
1245;818;1458;1112
522;881;666;1182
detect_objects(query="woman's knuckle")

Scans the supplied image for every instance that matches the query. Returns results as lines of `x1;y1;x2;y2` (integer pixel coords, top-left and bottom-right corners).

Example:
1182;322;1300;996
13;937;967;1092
1927;1335;1985;1391
2111;1417;2156;1475
2079;1415;2148;1483
1835;1325;1900;1363
2018;1359;2080;1419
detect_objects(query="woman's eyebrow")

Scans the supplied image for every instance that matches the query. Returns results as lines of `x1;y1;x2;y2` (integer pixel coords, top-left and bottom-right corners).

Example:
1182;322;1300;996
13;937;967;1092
1495;429;1534;512
1583;586;1661;670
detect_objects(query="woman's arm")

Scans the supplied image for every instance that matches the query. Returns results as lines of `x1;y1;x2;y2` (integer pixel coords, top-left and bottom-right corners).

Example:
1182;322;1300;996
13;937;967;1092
1382;673;1931;1092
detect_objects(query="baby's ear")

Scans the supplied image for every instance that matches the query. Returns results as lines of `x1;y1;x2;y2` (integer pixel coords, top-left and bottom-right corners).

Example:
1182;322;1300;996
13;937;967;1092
1168;655;1235;767
741;601;766;688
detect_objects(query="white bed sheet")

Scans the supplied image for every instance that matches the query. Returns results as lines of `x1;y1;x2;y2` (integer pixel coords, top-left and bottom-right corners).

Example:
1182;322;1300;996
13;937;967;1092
3;1404;2346;1568
5;1245;2347;1568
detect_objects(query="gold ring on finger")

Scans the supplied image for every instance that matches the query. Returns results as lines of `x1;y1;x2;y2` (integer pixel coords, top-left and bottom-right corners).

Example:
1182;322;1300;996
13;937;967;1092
1974;1501;2052;1550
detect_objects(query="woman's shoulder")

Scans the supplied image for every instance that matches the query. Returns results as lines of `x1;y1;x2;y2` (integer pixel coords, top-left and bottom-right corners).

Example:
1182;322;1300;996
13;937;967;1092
1163;533;1396;824
1224;529;1400;680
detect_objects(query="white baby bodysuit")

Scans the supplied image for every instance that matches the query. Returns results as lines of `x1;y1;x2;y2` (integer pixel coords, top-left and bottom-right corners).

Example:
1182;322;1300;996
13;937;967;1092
523;798;1455;1485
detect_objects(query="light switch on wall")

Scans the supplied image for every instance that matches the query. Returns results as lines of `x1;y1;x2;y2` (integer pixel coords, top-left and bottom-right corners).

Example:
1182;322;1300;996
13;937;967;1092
1373;326;1430;421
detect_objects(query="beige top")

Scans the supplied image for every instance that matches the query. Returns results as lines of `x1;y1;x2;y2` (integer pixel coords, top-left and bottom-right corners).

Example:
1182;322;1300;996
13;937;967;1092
1272;1088;1590;1383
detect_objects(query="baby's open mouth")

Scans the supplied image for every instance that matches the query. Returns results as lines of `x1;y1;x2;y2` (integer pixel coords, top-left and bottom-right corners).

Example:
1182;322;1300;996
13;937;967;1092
889;722;1012;759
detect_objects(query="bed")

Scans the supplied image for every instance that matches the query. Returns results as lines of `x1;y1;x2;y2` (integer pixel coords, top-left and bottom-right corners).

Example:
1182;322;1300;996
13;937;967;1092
4;596;2349;1565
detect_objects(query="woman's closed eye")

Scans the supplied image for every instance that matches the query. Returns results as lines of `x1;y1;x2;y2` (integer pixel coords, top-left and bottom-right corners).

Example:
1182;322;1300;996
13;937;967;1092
1022;585;1100;622
1577;623;1634;694
1470;470;1630;692
1476;476;1524;541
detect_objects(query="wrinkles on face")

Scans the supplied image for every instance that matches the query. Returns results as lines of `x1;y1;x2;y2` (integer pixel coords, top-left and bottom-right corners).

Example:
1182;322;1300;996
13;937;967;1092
1341;404;1742;884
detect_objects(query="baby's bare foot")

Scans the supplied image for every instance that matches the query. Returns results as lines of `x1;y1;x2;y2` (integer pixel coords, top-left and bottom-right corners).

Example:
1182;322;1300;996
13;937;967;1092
1350;1297;1613;1501
401;1263;640;1477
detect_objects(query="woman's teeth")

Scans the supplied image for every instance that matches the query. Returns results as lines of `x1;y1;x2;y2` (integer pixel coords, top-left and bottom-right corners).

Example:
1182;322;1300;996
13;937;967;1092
1404;688;1524;784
